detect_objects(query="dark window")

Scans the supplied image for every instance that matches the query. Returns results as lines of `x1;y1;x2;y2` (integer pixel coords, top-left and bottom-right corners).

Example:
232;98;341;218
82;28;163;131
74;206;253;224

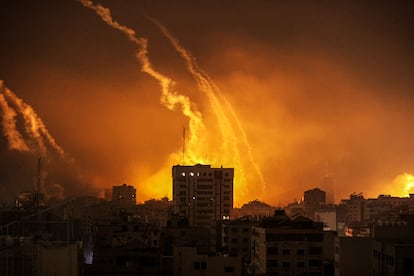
308;234;323;241
297;249;305;255
309;259;322;267
267;260;278;268
282;262;290;268
309;247;323;255
297;262;305;267
201;262;207;270
267;247;278;254
282;249;290;255
194;262;200;270
224;266;234;272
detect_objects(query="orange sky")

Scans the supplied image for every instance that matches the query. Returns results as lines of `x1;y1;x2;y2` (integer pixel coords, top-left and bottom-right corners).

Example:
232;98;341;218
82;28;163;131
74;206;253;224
1;0;414;205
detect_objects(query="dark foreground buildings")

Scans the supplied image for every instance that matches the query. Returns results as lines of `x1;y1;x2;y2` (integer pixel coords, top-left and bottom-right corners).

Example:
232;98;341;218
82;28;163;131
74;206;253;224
1;165;414;275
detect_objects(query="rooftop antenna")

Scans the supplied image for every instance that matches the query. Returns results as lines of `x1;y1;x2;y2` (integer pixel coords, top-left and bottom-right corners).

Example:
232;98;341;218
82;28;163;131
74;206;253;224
182;126;186;165
35;156;42;210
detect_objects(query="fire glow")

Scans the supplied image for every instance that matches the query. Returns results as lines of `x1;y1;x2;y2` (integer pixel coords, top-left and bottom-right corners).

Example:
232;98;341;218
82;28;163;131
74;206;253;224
78;0;266;204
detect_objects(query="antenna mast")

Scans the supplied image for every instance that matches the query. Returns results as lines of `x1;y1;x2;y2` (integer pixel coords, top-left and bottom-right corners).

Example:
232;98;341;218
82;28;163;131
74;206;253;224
35;157;41;210
182;127;186;165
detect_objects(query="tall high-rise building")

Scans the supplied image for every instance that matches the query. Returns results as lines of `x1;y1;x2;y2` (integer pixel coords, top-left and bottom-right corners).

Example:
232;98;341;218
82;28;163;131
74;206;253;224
112;183;136;207
172;164;234;227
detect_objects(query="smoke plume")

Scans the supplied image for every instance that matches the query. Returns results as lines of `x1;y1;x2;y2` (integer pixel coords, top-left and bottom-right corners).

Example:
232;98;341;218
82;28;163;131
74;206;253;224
0;81;30;152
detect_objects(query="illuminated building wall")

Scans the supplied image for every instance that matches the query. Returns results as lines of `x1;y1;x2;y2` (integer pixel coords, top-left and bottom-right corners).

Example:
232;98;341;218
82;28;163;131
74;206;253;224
172;164;234;227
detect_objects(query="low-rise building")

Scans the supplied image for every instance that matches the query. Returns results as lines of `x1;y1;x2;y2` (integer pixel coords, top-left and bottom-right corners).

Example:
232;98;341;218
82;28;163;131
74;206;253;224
251;210;324;276
173;247;241;276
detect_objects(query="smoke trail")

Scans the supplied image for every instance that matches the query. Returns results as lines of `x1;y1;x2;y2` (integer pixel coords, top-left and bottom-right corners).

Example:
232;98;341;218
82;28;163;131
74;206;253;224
78;0;205;162
150;19;266;194
2;84;65;157
0;81;30;152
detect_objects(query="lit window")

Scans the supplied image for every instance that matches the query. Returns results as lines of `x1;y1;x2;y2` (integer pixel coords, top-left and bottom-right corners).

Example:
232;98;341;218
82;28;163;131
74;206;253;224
192;196;196;200
181;172;186;176
190;172;195;176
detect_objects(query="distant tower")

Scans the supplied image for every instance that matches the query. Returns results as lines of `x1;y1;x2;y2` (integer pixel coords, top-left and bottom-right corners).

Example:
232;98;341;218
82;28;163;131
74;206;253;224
321;164;335;205
172;164;234;227
321;173;335;205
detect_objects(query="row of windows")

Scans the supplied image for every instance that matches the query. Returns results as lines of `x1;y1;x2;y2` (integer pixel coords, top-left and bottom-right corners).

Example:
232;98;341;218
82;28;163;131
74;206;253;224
223;237;249;243
266;234;323;242
267;273;321;276
373;250;395;265
266;260;322;268
178;172;232;177
267;247;322;255
224;227;250;233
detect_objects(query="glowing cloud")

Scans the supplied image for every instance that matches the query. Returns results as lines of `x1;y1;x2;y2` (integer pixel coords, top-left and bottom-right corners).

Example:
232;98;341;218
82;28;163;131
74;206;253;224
389;173;414;197
78;0;268;203
79;0;205;165
150;18;266;195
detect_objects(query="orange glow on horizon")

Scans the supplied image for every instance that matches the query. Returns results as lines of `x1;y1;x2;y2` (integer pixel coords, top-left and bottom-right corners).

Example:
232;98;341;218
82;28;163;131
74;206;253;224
392;173;414;197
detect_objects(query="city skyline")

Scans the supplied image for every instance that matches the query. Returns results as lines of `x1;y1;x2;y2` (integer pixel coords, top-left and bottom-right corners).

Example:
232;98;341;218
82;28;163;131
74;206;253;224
1;0;414;205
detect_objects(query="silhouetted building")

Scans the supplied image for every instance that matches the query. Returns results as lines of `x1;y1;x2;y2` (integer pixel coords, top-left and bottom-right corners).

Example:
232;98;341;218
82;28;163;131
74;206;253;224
112;184;136;207
221;216;258;264
232;199;275;219
321;174;335;205
173;247;241;276
334;237;372;276
372;215;414;276
251;210;324;275
341;193;366;224
304;187;326;219
172;164;233;227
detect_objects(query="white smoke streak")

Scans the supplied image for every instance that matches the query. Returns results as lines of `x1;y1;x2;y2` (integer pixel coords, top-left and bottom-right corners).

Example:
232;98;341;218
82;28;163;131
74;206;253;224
2;82;64;157
78;0;205;162
0;81;30;152
151;19;266;194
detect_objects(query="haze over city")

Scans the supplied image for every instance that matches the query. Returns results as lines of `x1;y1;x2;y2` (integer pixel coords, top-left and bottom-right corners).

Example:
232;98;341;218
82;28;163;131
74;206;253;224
1;0;414;206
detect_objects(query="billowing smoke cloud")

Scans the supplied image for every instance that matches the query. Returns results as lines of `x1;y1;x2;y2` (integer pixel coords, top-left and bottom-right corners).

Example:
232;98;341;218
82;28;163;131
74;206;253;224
78;0;270;202
78;0;205;164
0;81;92;203
1;0;414;205
150;18;266;196
2;83;65;157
